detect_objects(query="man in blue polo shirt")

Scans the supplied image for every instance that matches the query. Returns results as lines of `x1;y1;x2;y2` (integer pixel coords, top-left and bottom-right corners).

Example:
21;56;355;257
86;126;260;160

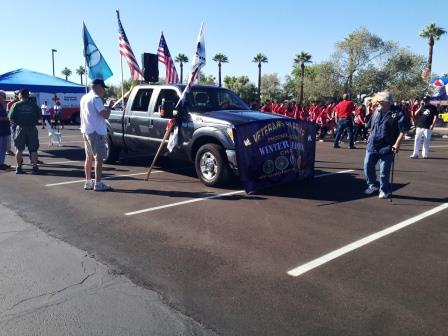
363;91;410;199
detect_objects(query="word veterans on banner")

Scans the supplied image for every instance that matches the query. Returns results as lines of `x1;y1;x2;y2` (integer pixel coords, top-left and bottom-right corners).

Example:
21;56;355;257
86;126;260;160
233;119;316;193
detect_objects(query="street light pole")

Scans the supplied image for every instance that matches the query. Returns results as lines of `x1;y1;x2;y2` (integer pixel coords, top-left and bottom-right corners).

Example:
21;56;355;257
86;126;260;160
51;49;57;76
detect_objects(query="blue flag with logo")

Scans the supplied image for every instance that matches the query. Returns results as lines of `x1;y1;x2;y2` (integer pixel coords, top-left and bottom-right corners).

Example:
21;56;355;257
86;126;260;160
82;22;113;81
234;119;316;193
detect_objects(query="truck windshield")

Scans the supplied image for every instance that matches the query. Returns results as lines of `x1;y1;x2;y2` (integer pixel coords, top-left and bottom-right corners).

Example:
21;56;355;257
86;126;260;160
183;87;249;113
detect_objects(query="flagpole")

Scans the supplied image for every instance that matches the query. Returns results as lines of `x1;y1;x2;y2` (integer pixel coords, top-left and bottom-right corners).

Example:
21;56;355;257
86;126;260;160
82;21;88;94
120;54;128;152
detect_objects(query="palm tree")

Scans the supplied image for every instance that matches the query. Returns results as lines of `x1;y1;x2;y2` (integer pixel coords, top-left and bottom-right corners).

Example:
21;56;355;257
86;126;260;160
293;52;312;105
61;67;72;81
419;23;446;75
175;53;189;83
212;53;229;87
252;53;268;103
75;66;86;85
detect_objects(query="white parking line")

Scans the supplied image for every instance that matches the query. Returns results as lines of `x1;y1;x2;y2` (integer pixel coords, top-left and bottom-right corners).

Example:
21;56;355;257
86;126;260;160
45;172;148;187
125;190;246;216
125;169;355;216
45;166;191;187
287;203;448;277
42;160;81;165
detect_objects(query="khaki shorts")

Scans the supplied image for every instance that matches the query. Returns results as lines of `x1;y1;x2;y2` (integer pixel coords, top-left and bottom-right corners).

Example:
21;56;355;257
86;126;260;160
14;126;39;152
83;132;107;160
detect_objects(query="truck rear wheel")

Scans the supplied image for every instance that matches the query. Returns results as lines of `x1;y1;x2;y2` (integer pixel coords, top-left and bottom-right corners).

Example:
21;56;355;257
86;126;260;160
103;135;120;164
195;144;230;187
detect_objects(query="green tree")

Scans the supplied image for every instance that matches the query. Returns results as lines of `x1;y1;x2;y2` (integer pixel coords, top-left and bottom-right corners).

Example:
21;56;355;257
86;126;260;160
252;53;268;103
198;71;216;85
334;27;396;96
260;73;284;103
61;67;72;80
293;51;312;105
212;53;229;87
224;75;258;104
419;23;446;75
352;65;388;98
383;48;429;100
175;53;189;83
287;61;343;104
75;66;86;85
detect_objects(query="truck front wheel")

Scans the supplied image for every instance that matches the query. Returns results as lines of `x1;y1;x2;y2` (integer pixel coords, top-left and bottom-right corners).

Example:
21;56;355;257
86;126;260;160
195;144;230;187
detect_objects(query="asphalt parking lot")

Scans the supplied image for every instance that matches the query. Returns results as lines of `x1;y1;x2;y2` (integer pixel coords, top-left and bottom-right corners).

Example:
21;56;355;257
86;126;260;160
1;125;447;335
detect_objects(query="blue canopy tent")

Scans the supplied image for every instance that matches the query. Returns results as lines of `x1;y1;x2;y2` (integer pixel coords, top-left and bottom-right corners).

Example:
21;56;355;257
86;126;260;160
0;68;86;93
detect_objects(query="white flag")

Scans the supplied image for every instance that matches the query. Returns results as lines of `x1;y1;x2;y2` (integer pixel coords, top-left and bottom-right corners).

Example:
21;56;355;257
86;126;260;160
176;23;206;107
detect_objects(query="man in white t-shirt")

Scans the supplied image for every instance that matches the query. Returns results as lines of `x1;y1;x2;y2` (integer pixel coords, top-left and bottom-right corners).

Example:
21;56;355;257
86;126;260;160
80;79;114;191
40;101;51;129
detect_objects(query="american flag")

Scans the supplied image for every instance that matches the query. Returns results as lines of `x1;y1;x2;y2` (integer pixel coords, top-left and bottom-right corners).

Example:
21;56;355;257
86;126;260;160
116;10;144;81
157;33;179;84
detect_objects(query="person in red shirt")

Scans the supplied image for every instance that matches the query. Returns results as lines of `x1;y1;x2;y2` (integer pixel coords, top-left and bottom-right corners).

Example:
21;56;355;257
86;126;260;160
333;93;355;149
260;100;272;113
353;103;368;142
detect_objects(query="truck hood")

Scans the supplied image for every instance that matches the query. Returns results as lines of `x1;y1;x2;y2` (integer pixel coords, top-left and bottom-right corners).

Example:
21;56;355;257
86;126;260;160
191;110;286;126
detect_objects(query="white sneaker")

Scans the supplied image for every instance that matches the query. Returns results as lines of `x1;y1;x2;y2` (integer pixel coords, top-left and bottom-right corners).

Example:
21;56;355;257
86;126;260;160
94;181;113;191
409;155;418;159
378;191;390;199
364;185;379;195
84;179;95;190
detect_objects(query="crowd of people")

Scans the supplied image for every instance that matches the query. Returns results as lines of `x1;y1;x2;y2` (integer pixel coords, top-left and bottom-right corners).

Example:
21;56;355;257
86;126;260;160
259;94;438;152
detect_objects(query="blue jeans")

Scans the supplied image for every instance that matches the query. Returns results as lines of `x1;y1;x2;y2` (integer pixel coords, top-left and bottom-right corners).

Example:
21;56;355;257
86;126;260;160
363;151;394;194
0;136;7;165
334;118;354;147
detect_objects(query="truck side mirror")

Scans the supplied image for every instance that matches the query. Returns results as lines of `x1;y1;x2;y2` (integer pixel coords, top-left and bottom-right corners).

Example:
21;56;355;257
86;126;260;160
159;100;174;118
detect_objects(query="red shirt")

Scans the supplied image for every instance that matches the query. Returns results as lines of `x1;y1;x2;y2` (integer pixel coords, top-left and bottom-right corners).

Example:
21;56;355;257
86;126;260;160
334;99;354;119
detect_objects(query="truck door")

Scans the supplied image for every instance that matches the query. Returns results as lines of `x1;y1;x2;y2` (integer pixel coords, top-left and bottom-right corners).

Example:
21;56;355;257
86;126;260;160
126;88;154;149
148;88;180;140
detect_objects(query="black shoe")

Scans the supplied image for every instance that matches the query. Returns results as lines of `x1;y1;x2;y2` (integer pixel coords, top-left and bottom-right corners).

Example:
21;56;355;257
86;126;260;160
0;164;11;170
31;165;40;174
16;166;24;174
333;144;340;148
349;145;357;149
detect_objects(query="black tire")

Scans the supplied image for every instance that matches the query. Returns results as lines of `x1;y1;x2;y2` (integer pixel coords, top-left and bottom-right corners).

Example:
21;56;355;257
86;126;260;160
103;135;120;164
195;144;230;187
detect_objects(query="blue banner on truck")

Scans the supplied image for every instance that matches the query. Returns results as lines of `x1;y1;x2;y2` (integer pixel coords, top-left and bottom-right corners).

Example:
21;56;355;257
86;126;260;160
234;119;316;193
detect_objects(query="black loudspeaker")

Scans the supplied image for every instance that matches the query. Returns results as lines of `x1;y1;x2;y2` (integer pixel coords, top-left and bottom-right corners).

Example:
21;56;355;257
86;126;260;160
142;53;159;82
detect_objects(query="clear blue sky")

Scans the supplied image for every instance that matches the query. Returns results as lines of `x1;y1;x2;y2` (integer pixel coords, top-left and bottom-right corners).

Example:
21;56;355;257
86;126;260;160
2;0;447;86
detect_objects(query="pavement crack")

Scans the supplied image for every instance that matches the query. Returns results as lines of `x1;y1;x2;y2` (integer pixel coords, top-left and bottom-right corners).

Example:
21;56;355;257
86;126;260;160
2;271;98;319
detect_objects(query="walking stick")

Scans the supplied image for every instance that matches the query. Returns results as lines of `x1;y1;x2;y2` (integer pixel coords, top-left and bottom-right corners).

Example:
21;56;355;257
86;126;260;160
144;120;174;181
390;151;396;203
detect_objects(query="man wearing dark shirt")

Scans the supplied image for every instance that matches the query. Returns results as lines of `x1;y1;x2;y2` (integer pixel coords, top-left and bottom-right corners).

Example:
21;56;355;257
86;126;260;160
333;93;355;149
363;91;410;199
410;96;438;159
8;89;41;174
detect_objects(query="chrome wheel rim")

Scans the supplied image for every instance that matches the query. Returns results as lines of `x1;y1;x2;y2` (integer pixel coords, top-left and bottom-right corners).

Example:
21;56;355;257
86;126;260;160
199;152;218;181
